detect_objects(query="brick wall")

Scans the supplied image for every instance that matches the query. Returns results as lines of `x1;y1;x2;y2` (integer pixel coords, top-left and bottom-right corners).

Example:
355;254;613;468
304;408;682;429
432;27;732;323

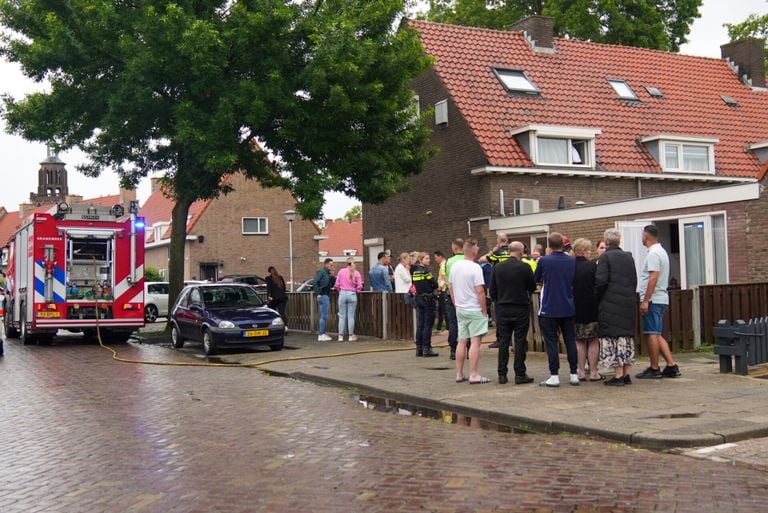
363;67;491;268
187;174;319;285
746;177;768;281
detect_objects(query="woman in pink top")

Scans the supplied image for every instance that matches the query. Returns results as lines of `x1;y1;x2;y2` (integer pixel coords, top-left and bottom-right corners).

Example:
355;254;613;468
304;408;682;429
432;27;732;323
334;258;363;341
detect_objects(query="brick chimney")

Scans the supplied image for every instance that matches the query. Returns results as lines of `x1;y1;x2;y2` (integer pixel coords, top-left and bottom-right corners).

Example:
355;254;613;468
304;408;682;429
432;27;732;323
511;16;555;50
150;177;162;193
119;186;137;206
721;38;766;88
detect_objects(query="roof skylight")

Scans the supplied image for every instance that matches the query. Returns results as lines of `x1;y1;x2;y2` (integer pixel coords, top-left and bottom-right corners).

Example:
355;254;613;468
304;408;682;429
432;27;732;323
645;86;664;98
493;69;540;95
608;79;638;100
721;95;739;107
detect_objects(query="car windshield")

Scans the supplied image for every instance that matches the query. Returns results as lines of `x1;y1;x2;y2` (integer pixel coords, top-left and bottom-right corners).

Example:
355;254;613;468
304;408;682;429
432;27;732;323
201;286;264;308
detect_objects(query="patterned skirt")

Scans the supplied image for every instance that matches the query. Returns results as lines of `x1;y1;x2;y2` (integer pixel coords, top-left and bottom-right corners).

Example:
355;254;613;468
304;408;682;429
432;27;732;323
575;321;599;340
599;336;636;369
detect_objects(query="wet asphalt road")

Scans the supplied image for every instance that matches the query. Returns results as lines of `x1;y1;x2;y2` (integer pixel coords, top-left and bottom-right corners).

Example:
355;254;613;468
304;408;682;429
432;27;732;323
2;329;768;513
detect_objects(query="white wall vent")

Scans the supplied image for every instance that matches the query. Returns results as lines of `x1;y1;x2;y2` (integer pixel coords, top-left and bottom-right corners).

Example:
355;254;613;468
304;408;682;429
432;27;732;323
435;99;448;125
514;198;540;215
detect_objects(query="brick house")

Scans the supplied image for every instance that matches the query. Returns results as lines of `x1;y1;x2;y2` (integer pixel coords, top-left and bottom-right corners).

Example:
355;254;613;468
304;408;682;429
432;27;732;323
139;174;320;284
318;217;363;264
363;17;768;289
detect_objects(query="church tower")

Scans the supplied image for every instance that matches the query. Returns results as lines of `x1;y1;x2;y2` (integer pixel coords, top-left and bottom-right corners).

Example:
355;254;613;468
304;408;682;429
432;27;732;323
30;146;69;205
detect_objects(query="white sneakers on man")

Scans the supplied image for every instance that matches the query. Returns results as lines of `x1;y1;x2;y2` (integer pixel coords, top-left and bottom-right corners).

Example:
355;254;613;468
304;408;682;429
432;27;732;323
569;374;580;386
540;375;560;387
338;335;344;342
349;335;358;342
318;334;332;342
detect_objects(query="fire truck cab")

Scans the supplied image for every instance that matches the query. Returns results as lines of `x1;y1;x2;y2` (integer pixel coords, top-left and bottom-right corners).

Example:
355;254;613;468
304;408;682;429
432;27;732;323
3;201;145;345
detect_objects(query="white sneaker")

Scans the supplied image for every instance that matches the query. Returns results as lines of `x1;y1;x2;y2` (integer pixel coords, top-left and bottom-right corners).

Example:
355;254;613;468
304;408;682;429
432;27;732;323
540;375;560;388
349;335;358;342
569;374;580;386
338;335;344;342
318;334;332;342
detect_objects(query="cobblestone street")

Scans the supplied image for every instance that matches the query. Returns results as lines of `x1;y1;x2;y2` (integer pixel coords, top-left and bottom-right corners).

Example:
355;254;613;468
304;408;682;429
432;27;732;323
2;335;768;513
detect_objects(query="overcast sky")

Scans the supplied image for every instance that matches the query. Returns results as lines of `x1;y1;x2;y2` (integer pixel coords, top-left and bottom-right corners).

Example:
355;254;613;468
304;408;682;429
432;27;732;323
0;0;765;220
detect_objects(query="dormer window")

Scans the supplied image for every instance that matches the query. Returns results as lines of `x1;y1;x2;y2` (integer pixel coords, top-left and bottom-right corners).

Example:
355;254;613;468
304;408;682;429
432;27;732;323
510;125;601;168
608;79;638;100
493;68;540;96
640;135;718;174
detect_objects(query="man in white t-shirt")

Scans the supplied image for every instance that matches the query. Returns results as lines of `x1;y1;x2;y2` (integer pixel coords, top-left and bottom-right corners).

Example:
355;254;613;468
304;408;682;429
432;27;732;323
449;238;490;384
636;225;681;379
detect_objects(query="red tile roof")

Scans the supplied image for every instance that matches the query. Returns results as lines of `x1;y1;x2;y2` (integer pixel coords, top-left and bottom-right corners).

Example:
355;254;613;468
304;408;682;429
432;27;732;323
320;218;363;257
139;185;210;243
408;20;768;178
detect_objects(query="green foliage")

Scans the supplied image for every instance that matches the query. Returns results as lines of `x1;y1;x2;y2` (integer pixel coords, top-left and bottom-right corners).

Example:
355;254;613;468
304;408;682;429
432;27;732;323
344;204;363;221
725;7;768;77
144;267;163;283
421;0;703;51
0;0;433;317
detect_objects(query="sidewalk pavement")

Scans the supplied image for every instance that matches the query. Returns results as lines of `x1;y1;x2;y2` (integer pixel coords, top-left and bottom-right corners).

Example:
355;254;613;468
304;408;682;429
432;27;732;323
172;328;768;450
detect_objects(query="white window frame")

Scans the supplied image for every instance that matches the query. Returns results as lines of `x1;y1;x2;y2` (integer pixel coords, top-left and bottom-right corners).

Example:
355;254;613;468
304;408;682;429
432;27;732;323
608;79;638;100
640;135;718;175
511;125;601;169
241;217;269;235
493;68;540;95
661;141;715;174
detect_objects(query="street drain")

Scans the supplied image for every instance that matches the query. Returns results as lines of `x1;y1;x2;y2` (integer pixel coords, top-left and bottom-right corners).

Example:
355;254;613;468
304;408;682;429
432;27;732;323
353;393;534;434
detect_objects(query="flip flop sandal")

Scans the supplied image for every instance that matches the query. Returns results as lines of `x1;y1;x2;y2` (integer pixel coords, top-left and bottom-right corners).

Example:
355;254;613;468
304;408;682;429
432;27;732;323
469;377;491;385
589;375;605;382
455;377;468;383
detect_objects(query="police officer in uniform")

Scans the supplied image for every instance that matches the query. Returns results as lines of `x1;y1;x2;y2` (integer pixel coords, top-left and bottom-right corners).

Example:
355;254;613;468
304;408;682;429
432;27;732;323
412;251;439;357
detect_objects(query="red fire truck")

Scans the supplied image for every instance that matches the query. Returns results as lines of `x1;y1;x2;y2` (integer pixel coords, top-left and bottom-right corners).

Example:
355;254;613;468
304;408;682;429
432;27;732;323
3;201;145;345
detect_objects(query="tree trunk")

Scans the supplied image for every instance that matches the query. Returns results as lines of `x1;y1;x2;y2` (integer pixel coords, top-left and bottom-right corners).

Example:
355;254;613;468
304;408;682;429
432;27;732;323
166;197;193;330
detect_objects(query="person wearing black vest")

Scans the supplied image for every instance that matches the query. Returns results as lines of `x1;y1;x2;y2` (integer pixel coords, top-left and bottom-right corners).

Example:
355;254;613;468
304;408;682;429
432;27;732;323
412;252;439;357
489;241;536;385
595;228;638;386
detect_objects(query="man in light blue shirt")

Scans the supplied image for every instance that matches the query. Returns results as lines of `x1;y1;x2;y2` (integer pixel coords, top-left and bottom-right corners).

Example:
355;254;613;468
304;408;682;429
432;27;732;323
636;225;681;379
369;252;392;292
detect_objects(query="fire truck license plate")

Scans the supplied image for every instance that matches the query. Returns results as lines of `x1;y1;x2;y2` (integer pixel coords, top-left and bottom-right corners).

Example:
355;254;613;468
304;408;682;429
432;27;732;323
243;329;269;337
37;311;61;318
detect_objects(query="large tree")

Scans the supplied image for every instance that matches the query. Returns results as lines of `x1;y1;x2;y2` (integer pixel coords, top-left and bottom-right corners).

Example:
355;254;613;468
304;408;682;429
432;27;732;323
422;0;702;51
725;5;768;77
0;0;432;307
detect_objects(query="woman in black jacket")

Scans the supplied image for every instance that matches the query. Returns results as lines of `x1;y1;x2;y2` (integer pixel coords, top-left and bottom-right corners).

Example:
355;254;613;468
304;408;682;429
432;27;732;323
595;229;638;387
572;238;601;381
265;266;288;322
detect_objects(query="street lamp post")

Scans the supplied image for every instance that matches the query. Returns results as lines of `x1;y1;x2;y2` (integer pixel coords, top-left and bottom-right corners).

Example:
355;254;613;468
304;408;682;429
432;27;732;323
283;210;297;292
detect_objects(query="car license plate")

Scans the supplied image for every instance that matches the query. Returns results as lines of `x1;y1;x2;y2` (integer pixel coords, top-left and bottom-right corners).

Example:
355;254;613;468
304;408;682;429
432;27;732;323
36;311;61;318
243;329;269;337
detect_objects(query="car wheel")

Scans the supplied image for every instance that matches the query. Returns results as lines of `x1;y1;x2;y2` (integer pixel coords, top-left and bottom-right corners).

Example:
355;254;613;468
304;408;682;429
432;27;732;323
144;304;159;323
170;323;185;349
4;305;20;338
202;329;216;356
270;341;284;351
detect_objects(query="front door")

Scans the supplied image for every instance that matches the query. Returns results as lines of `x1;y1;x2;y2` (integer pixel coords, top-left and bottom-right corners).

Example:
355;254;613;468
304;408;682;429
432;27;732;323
199;263;218;282
679;216;712;288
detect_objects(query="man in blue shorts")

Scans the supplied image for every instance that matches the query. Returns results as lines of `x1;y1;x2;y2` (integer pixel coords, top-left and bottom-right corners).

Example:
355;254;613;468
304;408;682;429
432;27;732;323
636;225;681;379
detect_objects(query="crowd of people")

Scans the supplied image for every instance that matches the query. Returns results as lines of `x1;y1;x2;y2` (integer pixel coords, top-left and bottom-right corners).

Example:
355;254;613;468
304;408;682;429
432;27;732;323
278;224;681;388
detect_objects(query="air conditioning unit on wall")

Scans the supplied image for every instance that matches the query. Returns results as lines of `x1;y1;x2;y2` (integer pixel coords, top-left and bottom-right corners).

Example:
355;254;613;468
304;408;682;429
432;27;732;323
514;198;540;215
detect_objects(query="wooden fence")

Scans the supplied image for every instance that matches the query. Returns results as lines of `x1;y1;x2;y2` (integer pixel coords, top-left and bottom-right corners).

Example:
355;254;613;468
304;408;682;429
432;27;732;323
287;283;768;351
